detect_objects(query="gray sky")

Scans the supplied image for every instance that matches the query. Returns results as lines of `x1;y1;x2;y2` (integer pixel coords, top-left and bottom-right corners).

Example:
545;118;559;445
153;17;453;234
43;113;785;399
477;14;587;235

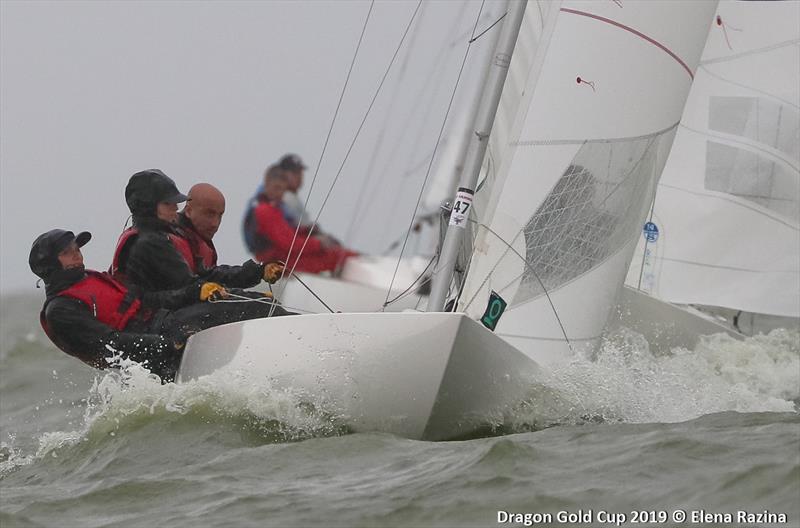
1;0;499;293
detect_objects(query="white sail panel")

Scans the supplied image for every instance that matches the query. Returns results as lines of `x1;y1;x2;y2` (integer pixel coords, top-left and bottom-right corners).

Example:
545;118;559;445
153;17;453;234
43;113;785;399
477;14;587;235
459;0;717;360
627;0;800;317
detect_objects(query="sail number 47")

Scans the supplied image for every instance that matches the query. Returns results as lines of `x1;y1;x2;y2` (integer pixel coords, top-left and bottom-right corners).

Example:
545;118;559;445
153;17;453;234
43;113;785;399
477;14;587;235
449;188;474;228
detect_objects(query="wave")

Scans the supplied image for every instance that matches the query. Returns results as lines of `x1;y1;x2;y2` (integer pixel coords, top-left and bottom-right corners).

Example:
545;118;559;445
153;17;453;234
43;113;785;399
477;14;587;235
2;324;797;476
501;327;800;432
0;359;351;478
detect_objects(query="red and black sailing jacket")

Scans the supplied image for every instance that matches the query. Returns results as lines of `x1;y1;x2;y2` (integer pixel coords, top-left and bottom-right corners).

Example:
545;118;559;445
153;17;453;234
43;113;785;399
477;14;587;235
111;227;197;280
39;270;142;340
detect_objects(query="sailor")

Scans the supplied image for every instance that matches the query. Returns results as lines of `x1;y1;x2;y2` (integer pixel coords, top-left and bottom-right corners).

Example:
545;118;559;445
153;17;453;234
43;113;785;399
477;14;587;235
277;153;342;248
242;165;357;274
277;154;313;229
32;229;294;382
242;154;341;255
112;169;284;292
177;182;225;270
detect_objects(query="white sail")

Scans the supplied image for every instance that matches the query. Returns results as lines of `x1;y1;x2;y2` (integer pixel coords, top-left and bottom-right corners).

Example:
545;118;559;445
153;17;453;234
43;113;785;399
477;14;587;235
458;0;717;365
626;0;800;318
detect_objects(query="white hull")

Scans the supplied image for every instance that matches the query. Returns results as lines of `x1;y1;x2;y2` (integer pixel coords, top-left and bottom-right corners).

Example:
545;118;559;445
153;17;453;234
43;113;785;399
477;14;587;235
277;273;423;315
614;285;743;352
275;255;427;314
273;250;747;361
177;312;542;441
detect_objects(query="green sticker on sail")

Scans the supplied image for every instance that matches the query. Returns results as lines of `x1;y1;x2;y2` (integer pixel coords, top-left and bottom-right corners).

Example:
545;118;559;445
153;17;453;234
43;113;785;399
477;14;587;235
480;291;507;331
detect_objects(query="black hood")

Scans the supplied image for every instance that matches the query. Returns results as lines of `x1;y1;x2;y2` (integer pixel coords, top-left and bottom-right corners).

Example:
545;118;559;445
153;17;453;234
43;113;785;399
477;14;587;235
29;229;91;282
132;214;179;233
125;169;189;217
44;266;88;297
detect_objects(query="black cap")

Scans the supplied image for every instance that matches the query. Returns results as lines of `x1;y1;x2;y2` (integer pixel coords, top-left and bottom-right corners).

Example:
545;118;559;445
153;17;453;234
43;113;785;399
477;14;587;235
278;154;306;172
29;229;91;280
125;169;189;216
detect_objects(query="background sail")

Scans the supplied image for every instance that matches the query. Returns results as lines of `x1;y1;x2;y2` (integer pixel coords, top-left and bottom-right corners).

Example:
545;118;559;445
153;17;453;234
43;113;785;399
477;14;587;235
457;0;717;364
626;0;800;318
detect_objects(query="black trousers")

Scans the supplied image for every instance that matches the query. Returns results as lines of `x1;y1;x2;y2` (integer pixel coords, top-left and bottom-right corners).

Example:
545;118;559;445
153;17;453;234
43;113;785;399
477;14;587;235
156;293;294;341
122;292;295;381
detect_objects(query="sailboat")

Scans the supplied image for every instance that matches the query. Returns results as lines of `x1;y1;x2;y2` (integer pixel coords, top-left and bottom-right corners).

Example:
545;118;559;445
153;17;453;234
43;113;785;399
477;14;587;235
624;0;800;335
177;0;718;441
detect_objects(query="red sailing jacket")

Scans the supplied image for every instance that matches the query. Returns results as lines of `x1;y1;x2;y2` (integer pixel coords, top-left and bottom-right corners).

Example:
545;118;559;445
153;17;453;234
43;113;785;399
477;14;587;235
111;227;197;280
250;200;356;273
39;270;142;340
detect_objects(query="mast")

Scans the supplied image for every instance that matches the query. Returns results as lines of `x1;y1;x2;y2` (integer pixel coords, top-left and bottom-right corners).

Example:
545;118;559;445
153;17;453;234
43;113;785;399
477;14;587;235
428;0;527;312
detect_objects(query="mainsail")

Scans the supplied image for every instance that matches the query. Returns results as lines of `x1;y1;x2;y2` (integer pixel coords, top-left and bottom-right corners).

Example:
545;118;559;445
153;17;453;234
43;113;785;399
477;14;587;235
626;0;800;318
453;0;718;364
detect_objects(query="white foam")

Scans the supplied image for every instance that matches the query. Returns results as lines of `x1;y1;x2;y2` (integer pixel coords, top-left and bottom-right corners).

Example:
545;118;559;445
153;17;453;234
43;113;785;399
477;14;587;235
537;327;799;425
0;353;349;474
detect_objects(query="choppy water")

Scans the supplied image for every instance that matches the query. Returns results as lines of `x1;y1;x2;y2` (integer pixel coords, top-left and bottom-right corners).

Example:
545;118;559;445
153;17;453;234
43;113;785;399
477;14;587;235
1;293;798;528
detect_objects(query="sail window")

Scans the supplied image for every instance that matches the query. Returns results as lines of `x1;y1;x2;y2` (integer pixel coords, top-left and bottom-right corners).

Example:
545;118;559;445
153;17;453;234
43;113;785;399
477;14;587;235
705;140;799;221
510;134;670;306
708;96;800;163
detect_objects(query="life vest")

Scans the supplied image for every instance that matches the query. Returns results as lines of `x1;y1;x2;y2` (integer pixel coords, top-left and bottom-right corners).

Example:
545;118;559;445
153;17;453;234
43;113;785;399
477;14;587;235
39;270;143;340
179;218;217;270
111;227;197;280
192;234;216;270
242;195;272;254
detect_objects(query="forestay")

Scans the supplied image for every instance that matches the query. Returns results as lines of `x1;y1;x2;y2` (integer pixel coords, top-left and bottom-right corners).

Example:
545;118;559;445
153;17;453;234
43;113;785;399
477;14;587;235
455;0;717;364
626;0;800;318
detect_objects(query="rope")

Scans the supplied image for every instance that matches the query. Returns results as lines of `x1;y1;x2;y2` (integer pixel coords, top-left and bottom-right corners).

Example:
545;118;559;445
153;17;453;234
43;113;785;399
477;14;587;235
208;292;318;315
382;0;489;310
469;11;507;43
287;1;425;285
210;291;279;306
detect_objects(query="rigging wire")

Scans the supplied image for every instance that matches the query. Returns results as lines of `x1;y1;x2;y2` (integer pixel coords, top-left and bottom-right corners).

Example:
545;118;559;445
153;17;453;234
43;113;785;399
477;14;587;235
458;220;575;353
284;0;425;286
382;253;436;307
346;0;504;243
343;0;478;247
270;0;376;317
340;1;430;248
382;0;490;310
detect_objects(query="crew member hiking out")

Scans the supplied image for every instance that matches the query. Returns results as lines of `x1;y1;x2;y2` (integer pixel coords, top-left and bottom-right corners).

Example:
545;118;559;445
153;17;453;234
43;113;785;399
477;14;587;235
32;229;295;382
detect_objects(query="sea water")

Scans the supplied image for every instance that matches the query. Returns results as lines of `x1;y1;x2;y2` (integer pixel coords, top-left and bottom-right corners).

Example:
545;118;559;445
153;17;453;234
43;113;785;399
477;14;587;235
1;293;798;528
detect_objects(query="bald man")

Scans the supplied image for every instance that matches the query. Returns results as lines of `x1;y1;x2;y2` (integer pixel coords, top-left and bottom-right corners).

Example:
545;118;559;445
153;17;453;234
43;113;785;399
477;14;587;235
139;182;283;291
179;183;225;269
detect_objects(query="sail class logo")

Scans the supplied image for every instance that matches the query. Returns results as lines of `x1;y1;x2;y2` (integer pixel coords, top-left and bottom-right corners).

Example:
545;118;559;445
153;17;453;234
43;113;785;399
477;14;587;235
642;221;659;242
481;291;507;331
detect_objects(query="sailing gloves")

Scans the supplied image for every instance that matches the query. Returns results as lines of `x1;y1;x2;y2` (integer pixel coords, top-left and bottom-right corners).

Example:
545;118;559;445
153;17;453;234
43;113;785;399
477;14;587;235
200;282;228;301
263;262;285;283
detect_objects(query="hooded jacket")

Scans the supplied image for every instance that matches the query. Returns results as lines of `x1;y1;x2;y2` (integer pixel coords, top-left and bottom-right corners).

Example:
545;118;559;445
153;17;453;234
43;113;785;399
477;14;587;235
41;265;201;380
115;215;264;292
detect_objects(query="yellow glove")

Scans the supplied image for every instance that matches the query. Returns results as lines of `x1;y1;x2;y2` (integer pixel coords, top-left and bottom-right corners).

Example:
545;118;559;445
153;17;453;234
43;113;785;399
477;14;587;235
200;282;228;301
263;262;285;284
261;291;274;299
